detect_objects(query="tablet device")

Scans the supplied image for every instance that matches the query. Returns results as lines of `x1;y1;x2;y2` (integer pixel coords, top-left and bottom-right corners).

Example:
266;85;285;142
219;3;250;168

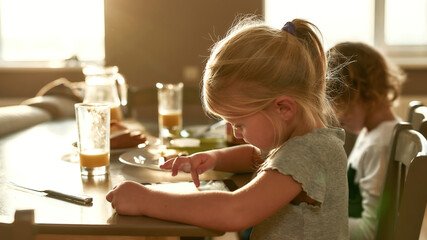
141;179;238;193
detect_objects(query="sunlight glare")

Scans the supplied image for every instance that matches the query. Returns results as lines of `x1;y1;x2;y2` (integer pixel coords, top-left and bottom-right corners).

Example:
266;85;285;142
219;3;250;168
265;0;374;50
0;0;104;61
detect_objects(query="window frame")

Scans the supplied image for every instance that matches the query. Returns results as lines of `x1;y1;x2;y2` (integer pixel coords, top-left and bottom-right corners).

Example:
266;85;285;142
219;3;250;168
374;0;427;67
264;0;427;68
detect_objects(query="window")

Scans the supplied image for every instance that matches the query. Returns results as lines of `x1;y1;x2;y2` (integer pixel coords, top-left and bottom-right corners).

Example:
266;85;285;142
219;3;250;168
0;0;104;67
382;0;427;46
265;0;427;67
375;0;427;61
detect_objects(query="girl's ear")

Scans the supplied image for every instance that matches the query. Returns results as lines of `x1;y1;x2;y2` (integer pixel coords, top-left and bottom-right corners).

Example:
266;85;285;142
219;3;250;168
273;96;297;121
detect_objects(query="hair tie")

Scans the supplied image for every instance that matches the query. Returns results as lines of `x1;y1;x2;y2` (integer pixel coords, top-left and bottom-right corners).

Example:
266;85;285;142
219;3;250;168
282;22;296;36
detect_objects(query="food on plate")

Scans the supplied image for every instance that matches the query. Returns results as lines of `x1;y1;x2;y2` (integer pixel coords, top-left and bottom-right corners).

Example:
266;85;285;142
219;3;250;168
110;130;147;149
110;120;128;133
110;120;147;149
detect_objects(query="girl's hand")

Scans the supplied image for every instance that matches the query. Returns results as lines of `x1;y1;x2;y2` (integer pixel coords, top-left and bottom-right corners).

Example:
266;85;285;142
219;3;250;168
106;181;148;215
159;152;217;187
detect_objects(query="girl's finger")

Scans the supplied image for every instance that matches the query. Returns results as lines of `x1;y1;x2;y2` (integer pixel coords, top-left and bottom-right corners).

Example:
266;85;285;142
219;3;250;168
171;157;186;176
159;159;173;169
106;191;112;201
191;169;201;188
181;162;191;172
196;164;207;175
187;159;203;187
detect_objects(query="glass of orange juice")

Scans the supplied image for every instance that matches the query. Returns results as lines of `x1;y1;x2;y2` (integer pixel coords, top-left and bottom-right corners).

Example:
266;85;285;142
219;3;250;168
75;103;110;176
156;82;183;145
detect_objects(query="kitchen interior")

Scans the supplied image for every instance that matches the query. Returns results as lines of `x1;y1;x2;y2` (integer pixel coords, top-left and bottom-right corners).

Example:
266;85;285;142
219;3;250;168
0;0;426;240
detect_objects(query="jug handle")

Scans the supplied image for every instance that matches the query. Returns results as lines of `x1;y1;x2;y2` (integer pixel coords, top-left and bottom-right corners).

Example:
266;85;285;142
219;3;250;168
116;73;128;106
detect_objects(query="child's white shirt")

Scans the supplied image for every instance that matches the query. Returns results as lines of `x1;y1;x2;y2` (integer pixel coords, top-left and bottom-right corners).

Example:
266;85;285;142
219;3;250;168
348;119;399;240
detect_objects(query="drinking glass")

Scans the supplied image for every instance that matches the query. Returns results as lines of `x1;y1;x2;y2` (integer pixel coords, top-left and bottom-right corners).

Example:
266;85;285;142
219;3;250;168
156;82;183;145
75;103;110;176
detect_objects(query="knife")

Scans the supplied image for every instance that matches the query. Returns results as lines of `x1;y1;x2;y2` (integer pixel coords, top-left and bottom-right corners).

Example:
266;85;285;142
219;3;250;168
9;181;93;205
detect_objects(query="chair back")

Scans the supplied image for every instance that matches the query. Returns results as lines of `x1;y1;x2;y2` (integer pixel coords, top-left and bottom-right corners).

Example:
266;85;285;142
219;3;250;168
0;210;36;240
375;122;427;240
407;100;427;137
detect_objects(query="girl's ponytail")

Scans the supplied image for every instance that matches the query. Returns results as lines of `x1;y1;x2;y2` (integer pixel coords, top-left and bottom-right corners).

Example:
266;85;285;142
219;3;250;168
291;19;338;126
293;19;327;83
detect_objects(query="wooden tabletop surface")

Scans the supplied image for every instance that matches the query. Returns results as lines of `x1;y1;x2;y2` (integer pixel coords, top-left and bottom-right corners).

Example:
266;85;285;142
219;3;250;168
0;119;249;238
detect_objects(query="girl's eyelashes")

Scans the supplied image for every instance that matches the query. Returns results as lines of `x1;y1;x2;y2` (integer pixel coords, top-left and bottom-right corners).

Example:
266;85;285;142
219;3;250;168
225;120;243;131
232;124;243;131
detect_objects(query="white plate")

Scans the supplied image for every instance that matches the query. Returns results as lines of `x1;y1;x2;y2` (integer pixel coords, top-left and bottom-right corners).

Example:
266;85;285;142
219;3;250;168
111;135;158;154
118;146;178;170
111;145;145;155
72;136;154;155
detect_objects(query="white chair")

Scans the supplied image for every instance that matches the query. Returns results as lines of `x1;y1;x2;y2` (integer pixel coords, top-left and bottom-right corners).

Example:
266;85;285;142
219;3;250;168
407;100;427;138
374;122;427;240
0;209;36;240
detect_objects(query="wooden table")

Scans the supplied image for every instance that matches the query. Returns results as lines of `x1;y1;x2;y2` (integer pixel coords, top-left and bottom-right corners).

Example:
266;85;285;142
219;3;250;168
0;119;248;239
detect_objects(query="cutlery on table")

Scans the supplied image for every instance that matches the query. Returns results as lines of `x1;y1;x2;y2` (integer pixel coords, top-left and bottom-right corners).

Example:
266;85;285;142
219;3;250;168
8;181;93;205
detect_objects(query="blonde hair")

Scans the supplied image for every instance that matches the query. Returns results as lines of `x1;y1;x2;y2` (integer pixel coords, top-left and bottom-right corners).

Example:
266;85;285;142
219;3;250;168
327;42;407;112
202;16;337;135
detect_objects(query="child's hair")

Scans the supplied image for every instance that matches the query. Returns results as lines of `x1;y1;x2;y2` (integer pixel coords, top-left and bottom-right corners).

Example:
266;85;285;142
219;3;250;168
327;42;407;112
201;15;337;147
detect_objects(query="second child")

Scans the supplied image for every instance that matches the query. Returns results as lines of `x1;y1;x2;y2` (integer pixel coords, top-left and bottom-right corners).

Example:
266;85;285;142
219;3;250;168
327;42;406;240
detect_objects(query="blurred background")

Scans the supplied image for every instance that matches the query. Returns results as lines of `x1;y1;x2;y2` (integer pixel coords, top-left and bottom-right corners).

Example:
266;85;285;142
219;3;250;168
0;0;426;119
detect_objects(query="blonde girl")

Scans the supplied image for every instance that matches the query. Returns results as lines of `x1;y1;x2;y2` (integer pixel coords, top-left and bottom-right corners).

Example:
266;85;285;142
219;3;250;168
107;16;349;239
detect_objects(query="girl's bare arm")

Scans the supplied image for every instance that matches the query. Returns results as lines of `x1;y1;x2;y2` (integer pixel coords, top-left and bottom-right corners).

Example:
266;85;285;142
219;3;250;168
107;169;302;232
211;144;264;172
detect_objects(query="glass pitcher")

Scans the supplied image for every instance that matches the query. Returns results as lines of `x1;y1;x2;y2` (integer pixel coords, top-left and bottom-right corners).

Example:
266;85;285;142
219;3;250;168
82;65;127;122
